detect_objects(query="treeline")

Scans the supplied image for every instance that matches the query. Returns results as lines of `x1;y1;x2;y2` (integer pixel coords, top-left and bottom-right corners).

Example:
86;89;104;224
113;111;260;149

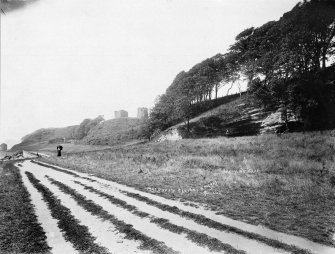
74;115;104;140
50;115;106;141
17;115;105;146
149;0;335;133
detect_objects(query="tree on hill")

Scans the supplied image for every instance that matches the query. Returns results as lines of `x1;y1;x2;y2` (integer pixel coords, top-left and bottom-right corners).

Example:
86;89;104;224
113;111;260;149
74;115;104;139
148;0;335;136
228;0;335;129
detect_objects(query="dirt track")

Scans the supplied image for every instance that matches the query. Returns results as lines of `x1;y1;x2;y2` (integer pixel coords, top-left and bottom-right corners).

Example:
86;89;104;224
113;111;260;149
18;160;335;254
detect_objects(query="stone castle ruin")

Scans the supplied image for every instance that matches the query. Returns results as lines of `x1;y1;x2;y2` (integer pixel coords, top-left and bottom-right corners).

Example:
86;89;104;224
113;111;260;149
114;108;148;120
114;110;128;118
137;107;148;120
0;143;7;151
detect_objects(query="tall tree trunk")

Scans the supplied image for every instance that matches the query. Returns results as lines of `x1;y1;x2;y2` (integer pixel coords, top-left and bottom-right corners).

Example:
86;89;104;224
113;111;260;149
215;84;218;99
237;81;241;97
227;82;234;96
284;110;289;131
322;50;327;69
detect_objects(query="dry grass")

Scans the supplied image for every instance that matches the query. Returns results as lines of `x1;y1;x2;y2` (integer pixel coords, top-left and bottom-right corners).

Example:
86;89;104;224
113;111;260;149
41;130;335;247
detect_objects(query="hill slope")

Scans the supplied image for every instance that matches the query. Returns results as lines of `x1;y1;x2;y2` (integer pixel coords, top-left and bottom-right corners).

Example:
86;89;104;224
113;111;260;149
11;126;78;151
12;94;301;151
11;117;146;151
154;95;300;141
82;118;144;145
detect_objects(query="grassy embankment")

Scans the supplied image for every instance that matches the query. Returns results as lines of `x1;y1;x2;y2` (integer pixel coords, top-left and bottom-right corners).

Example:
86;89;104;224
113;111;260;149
0;163;50;253
41;130;335;247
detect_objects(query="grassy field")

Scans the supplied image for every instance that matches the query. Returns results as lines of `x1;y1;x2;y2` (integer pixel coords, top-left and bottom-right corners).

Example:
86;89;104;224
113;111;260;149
41;130;335;247
0;163;50;253
10;141;114;154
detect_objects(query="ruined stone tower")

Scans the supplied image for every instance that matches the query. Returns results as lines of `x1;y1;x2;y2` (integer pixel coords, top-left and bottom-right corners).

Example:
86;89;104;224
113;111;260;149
137;107;148;120
114;110;128;118
0;143;7;151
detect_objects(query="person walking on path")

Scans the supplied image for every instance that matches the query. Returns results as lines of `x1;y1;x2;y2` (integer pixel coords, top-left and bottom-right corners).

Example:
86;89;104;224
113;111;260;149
56;145;63;157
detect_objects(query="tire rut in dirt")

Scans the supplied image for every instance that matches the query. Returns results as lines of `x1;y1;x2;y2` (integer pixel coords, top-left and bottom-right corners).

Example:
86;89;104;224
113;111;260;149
0;164;51;254
27;161;213;254
31;161;315;254
120;190;311;254
72;180;246;254
46;176;178;254
31;161;95;182
25;171;110;254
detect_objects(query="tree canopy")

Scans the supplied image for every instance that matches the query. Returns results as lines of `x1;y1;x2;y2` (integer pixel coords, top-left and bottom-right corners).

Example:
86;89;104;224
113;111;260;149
148;0;335;134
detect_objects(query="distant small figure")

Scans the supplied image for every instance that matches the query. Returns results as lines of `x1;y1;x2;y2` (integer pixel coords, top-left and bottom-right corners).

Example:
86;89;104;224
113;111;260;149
57;145;63;157
225;129;230;137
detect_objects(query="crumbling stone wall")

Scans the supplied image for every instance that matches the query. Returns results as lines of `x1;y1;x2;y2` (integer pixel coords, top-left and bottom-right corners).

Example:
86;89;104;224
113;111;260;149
114;110;128;118
0;143;7;151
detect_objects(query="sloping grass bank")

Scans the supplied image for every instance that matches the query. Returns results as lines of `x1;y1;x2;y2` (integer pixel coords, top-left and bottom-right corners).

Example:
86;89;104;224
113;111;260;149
41;130;335;247
0;163;50;253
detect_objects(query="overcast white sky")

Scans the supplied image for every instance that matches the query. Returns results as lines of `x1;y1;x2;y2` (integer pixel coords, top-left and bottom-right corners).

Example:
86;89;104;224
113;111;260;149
0;0;300;147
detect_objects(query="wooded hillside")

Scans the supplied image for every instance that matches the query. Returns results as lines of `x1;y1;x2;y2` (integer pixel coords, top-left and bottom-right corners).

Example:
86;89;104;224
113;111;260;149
149;0;335;135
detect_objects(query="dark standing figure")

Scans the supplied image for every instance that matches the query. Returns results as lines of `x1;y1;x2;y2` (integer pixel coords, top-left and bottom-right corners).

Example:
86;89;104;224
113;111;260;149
57;145;63;157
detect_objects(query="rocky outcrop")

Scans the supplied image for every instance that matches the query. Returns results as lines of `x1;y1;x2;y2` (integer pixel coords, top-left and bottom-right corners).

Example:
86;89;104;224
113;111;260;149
152;101;302;142
0;150;38;161
153;128;182;142
260;108;298;134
